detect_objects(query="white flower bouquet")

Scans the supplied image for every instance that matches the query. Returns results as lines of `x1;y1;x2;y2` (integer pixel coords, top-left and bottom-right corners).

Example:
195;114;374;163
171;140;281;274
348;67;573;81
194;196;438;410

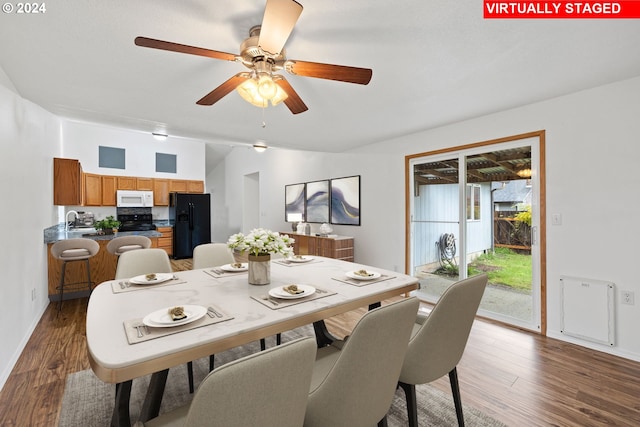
227;228;295;257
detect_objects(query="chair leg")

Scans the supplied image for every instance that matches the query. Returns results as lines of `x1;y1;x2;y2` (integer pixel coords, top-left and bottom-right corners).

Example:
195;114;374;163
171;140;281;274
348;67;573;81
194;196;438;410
276;333;281;345
85;258;93;293
187;361;194;393
57;261;67;312
209;354;215;372
260;338;266;351
377;415;388;427
449;367;465;427
399;381;418;427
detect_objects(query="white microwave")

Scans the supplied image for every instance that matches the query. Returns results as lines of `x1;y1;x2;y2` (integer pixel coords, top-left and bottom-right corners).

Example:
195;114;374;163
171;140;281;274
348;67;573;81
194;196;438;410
116;190;154;207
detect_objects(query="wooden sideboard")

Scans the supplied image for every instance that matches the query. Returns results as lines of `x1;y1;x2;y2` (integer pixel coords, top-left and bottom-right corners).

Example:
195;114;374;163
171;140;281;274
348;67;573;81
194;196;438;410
282;233;354;262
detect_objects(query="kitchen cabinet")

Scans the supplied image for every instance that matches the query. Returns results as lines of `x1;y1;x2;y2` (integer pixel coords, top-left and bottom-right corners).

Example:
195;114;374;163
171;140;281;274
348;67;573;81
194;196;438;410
284;233;354;262
187;180;204;193
153;179;170;206
136;177;153;191
83;173;102;206
169;179;188;193
53;158;82;205
101;176;117;206
156;226;173;256
117;176;137;190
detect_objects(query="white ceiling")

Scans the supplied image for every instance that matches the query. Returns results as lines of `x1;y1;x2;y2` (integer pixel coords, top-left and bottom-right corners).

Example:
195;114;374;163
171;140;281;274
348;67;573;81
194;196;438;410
2;1;640;166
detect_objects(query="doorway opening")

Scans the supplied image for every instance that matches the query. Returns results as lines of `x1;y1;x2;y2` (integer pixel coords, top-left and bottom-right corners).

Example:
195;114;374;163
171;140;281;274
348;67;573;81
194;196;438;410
406;131;546;333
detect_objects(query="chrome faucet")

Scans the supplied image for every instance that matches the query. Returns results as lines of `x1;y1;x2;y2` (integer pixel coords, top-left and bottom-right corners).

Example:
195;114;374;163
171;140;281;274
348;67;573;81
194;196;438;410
65;210;78;231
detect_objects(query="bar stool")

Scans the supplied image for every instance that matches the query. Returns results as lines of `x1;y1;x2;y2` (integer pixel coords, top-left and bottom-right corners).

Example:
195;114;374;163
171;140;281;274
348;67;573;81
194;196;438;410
106;235;152;256
50;238;100;311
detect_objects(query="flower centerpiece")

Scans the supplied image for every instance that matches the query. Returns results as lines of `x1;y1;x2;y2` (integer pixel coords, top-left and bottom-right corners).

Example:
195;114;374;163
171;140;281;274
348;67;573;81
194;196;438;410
227;228;294;285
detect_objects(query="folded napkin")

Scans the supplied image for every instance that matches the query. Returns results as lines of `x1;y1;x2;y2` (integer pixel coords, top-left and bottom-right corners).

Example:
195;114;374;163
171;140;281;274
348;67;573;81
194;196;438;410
111;277;186;294
272;258;322;267
251;287;336;310
331;274;395;287
123;304;232;344
203;268;248;279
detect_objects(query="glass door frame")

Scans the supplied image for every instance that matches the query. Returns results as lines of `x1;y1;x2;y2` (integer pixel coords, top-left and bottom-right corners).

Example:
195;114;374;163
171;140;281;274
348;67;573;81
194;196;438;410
405;131;546;334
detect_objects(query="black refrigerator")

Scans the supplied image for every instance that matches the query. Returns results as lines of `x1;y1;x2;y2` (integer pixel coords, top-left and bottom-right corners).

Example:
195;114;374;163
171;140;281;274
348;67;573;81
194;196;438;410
169;192;211;259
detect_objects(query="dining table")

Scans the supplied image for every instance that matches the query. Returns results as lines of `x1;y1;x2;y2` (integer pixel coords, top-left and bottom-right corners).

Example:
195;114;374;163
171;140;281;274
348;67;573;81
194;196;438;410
86;255;419;427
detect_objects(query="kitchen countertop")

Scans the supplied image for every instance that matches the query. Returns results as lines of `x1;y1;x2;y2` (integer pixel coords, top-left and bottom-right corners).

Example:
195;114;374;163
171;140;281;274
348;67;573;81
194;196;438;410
44;223;163;244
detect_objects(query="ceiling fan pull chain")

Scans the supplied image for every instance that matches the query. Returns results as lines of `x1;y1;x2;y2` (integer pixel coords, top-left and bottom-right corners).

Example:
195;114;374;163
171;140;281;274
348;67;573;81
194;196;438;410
262;103;267;128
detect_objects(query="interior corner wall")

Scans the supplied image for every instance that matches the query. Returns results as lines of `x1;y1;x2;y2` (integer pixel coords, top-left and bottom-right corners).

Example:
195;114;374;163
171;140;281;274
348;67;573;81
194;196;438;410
0;76;61;390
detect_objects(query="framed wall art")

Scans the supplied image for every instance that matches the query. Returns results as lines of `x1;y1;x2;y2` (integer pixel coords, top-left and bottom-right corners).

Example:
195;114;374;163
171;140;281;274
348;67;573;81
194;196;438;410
285;183;306;222
330;175;360;226
305;180;330;223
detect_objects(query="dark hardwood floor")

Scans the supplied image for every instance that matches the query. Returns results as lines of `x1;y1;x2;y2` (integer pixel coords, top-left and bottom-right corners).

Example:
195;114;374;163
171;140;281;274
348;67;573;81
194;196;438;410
1;260;639;426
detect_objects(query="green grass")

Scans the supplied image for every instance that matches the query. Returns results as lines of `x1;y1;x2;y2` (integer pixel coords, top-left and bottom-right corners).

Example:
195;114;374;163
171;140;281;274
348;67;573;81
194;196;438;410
468;247;532;291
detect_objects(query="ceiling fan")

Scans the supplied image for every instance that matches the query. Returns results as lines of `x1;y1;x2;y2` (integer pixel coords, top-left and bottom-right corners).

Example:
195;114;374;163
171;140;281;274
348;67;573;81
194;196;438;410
134;0;372;114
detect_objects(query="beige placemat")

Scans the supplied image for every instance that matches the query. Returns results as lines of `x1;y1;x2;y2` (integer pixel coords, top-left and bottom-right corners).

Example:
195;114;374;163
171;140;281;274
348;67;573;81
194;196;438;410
203;269;248;279
111;277;187;294
251;287;336;310
123;304;233;344
272;258;323;267
331;274;395;287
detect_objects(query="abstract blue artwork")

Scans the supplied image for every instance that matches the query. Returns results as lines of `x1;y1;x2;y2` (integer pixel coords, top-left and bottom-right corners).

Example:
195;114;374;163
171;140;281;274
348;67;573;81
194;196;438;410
330;175;360;225
285;183;306;221
305;180;330;223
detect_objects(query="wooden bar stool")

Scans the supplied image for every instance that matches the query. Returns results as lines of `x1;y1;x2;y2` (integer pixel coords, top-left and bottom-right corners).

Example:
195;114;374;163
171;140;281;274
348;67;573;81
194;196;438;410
106;235;151;256
50;238;100;312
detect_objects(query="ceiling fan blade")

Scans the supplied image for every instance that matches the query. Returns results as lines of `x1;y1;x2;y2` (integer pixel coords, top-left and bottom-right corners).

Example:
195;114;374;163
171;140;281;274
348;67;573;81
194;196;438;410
258;0;303;55
135;36;237;62
196;73;250;106
275;77;308;114
286;60;372;85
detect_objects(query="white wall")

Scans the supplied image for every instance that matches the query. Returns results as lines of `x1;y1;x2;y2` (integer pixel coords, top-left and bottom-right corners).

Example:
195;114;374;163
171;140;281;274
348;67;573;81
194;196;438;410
219;76;640;361
0;71;60;389
59;120;207;222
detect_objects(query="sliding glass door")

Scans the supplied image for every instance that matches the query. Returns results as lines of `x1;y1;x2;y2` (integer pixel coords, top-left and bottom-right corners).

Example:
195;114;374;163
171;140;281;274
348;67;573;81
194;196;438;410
407;134;544;332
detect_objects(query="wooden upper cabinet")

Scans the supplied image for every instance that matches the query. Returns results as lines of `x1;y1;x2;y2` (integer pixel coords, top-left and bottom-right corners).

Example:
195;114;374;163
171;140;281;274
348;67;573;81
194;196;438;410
83;173;102;206
101;176;117;206
117;176;137;190
53;158;82;205
153;179;170;206
136;177;153;191
169;179;188;193
187;180;204;193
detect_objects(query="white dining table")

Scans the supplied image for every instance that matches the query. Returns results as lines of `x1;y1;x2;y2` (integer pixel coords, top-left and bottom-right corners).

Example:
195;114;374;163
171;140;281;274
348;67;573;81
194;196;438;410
86;256;419;427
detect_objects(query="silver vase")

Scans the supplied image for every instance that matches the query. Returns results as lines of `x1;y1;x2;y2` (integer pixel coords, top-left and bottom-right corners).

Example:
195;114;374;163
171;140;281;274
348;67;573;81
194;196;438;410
248;254;271;285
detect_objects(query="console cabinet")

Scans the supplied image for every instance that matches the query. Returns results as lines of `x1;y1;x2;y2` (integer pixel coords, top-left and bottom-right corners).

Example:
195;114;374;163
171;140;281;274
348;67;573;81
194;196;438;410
283;233;354;262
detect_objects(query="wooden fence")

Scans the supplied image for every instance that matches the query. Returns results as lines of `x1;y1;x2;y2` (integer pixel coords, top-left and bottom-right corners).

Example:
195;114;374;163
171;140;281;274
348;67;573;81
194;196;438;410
494;216;531;253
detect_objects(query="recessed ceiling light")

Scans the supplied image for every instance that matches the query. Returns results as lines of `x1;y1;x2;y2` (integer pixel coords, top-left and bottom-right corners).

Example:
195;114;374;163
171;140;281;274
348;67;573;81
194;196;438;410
253;142;268;153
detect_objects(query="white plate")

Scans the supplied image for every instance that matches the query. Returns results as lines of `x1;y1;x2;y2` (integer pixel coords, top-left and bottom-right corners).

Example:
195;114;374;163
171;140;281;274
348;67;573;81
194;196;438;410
269;284;316;300
129;273;175;285
220;263;248;272
346;270;382;281
143;305;207;328
288;255;313;263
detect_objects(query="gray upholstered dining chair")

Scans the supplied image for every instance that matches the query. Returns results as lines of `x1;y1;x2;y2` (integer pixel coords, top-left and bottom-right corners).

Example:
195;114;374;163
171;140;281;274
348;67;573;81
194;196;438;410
304;297;420;427
398;274;488;427
192;242;235;269
114;248;172;279
50;238;100;311
135;336;317;427
106;235;152;256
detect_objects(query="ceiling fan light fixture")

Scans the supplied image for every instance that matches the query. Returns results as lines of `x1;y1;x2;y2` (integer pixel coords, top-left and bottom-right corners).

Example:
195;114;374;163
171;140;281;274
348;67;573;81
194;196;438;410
257;73;278;99
237;78;267;108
